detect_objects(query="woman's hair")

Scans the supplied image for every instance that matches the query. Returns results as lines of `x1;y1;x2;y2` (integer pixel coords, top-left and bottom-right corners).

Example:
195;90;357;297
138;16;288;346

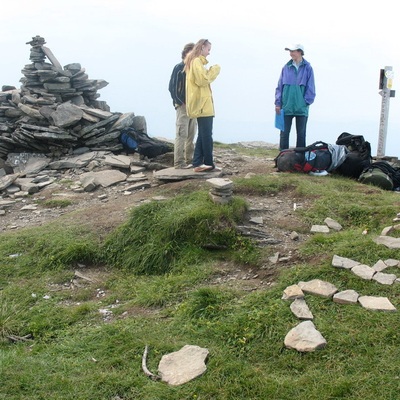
184;39;210;71
181;42;195;60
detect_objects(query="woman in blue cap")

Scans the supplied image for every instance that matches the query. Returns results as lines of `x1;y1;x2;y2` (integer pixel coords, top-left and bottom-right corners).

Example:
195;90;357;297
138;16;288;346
275;44;316;150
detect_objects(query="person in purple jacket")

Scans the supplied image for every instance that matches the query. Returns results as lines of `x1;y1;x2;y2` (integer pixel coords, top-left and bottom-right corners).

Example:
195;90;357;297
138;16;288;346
275;44;316;150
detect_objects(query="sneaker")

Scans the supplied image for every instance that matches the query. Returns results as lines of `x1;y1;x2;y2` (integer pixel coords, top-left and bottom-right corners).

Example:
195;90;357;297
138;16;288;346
193;164;213;172
183;164;193;169
211;166;222;172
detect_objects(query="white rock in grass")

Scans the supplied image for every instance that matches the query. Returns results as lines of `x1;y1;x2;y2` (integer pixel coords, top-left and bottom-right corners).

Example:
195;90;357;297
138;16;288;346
158;345;209;386
351;264;376;280
358;296;397;312
333;289;359;304
332;255;360;269
284;321;327;352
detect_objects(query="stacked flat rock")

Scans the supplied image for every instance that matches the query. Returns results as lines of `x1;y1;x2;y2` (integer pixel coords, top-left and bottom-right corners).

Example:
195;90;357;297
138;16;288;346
207;177;234;204
0;35;141;159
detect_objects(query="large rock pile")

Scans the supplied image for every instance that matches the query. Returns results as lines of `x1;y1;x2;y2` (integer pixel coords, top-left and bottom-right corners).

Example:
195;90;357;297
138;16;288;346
0;35;146;160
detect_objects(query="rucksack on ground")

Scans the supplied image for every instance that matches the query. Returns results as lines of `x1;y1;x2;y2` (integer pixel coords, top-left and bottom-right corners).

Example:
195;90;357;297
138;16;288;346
119;128;173;159
358;161;400;190
334;132;372;179
275;141;334;173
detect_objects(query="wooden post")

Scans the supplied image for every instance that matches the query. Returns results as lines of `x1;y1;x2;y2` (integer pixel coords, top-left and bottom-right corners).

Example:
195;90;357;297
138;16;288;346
377;66;395;157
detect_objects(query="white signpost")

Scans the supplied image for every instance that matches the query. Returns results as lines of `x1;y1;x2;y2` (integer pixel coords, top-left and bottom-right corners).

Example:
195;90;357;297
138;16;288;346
377;66;395;157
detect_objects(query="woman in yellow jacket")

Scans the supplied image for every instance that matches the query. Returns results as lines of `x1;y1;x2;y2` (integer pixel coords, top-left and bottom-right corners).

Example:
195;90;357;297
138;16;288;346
185;39;221;172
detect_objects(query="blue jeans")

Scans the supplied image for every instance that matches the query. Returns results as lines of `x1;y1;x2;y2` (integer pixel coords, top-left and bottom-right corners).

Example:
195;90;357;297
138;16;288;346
280;115;308;150
192;116;214;167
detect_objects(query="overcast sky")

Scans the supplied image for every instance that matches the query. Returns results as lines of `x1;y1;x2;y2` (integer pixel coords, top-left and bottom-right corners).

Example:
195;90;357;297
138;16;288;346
1;0;399;157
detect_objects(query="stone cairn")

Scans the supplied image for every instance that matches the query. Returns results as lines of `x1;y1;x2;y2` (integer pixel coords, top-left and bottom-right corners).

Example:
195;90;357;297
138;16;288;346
207;178;234;204
0;35;144;160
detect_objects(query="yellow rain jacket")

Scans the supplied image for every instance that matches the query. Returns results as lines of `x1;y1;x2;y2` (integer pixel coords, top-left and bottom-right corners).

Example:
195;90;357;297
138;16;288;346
186;55;220;118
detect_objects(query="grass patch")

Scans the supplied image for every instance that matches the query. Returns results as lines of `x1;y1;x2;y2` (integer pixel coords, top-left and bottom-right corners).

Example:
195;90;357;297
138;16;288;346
102;191;257;274
2;169;400;399
38;198;74;208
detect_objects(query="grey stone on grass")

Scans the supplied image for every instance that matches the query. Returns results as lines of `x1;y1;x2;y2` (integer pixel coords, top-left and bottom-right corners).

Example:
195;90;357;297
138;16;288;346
372;272;397;285
332;255;360;269
358;296;397;312
372;259;389;272
298;279;338;298
310;225;330;233
158;345;209;386
324;217;342;231
282;284;304;300
351;264;376;280
290;298;313;320
284;321;327;352
374;236;400;249
333;289;359;304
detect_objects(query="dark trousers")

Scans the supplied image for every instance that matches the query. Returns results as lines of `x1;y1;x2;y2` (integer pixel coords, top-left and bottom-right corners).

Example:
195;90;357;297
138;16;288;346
279;115;308;150
192;116;214;167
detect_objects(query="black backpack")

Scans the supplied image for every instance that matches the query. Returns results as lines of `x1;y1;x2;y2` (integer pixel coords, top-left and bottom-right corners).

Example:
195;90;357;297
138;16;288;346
120;128;173;159
334;132;372;179
275;141;332;173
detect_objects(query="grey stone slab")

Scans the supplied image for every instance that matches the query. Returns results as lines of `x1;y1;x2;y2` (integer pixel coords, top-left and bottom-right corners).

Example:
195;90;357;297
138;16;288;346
358;296;397;311
206;177;234;190
103;154;131;169
324;217;342;231
41;46;63;70
372;272;397;285
282;284;304;300
333;289;359;304
154;167;222;181
332;255;360;269
351;264;376;280
374;236;400;249
290;298;313;320
284;321;327;352
372;259;389;272
51;103;83;128
48;152;97;169
0;173;19;191
158;345;209;386
81;169;127;188
109;112;136;131
384;258;399;267
310;225;330;233
125;181;151;191
298;279;338;298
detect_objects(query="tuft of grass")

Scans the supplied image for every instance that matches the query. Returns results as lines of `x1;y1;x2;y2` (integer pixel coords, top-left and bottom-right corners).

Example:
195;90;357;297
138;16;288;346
101;191;256;274
233;173;297;195
38;198;73;208
0;223;101;276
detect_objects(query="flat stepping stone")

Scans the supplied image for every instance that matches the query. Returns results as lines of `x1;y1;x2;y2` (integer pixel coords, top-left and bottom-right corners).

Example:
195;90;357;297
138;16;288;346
282;284;304;300
298;279;338;298
333;289;359;304
358;296;397;311
284;321;327;352
332;255;360;269
372;272;397;285
290;298;313;320
374;236;400;249
158;345;209;386
372;259;389;272
384;258;399;267
310;225;330;233
324;217;342;231
351;264;376;280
